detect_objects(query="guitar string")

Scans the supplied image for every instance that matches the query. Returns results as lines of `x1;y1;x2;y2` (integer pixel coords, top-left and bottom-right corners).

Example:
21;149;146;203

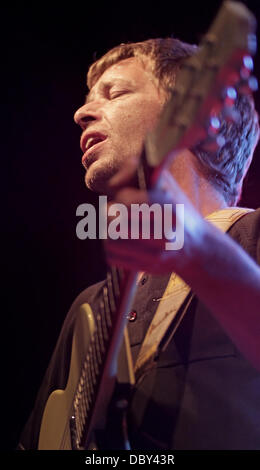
80;268;123;447
67;271;117;448
59;266;123;449
59;334;97;448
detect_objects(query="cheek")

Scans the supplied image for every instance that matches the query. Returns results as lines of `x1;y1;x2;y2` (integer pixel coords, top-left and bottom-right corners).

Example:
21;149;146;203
113;99;161;141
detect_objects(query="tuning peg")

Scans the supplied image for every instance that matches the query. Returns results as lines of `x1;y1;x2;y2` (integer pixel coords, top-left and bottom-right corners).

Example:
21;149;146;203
237;76;258;95
243;55;254;71
201;134;226;153
209;115;221;132
222;86;237;107
247;34;257;56
222;106;239;123
206;114;221;138
248;76;258;92
203;113;226;152
240;55;254;80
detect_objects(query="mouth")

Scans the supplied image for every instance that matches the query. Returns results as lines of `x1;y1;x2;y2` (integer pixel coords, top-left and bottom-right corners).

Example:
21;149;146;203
81;133;107;169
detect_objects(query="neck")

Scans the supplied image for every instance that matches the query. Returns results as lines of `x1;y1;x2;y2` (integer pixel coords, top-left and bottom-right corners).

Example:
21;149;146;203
169;149;228;217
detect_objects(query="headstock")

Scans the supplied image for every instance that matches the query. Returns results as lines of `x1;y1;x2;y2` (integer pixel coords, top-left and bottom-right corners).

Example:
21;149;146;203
145;1;258;174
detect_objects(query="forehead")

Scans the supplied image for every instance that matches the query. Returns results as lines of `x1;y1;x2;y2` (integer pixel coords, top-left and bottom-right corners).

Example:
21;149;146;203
86;57;155;102
96;57;151;82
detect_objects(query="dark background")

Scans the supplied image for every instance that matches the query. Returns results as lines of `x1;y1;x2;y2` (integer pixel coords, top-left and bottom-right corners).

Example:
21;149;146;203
2;0;260;449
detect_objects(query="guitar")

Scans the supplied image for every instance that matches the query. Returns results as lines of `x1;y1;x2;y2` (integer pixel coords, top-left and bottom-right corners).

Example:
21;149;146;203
38;1;257;449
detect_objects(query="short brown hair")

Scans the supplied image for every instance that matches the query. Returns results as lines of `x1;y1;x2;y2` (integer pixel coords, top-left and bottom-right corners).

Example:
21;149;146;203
87;38;259;205
87;38;197;91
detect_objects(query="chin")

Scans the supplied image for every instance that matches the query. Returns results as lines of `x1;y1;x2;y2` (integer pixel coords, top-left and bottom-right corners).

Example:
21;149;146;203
84;160;118;195
85;175;109;194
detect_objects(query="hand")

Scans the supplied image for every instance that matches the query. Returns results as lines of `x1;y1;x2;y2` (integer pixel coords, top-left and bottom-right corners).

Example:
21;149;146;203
105;169;206;276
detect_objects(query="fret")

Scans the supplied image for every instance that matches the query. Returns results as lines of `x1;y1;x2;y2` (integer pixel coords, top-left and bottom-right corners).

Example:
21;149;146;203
84;368;93;416
93;326;102;365
77;390;84;431
89;342;98;382
91;333;101;374
86;372;94;401
79;376;87;409
86;354;95;396
81;384;88;419
100;304;109;342
74;405;81;439
78;407;83;438
102;286;112;337
81;360;91;411
73;414;80;448
72;265;127;447
106;271;117;314
81;382;88;420
75;381;84;440
83;387;90;415
110;266;121;301
80;397;86;434
96;311;106;355
100;297;111;343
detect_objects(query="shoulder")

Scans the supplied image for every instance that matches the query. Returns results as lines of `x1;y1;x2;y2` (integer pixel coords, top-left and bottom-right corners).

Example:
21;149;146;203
69;279;106;313
62;278;106;334
228;208;260;263
18;278;107;449
44;278;107;387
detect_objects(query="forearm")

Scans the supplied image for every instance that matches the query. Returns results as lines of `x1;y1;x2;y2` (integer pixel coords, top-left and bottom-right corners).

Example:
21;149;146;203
179;221;260;370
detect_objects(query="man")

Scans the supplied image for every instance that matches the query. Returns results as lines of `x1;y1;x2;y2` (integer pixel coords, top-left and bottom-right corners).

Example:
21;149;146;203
19;38;260;449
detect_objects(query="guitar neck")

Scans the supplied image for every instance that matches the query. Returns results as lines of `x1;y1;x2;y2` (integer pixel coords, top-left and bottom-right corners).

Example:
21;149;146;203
71;266;138;449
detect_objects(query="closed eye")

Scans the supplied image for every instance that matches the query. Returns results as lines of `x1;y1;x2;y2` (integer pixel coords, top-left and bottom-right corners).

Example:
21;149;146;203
109;89;130;100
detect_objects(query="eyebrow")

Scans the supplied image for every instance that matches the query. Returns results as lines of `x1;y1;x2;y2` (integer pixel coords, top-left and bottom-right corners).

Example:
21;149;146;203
84;93;90;104
85;89;95;104
84;78;135;104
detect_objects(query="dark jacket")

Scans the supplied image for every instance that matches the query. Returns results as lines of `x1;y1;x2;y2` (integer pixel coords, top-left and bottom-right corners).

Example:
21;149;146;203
19;209;260;449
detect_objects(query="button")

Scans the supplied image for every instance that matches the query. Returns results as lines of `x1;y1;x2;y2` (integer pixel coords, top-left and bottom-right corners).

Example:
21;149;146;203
127;310;137;322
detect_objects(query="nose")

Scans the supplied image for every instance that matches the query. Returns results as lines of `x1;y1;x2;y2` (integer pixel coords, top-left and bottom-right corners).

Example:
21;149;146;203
74;101;103;129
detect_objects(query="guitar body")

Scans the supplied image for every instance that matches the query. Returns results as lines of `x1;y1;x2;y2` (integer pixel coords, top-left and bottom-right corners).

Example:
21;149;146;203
38;303;96;449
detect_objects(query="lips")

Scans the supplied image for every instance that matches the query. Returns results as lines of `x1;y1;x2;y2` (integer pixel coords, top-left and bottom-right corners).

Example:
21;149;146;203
81;131;107;152
80;131;107;169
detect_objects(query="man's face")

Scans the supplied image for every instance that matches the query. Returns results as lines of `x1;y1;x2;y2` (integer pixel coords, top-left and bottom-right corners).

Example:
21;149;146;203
74;57;165;193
